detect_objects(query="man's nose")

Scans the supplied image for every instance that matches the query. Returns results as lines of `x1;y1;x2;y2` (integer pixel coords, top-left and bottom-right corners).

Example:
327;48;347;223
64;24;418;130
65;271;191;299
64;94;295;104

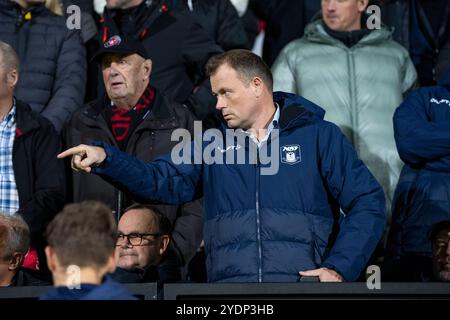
108;63;120;76
324;0;336;11
215;96;225;110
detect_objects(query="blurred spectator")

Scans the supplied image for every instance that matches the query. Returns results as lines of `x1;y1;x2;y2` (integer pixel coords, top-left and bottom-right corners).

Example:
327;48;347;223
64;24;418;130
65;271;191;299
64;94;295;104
162;0;249;51
89;0;223;122
40;201;136;300
272;0;417;226
0;41;65;277
62;36;202;281
0;0;86;132
384;66;450;280
249;0;320;66
112;204;173;287
430;221;450;282
0;214;49;286
379;0;450;86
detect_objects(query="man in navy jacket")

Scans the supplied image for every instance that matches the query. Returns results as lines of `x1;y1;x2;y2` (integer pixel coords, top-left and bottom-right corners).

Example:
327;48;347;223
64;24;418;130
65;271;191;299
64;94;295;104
385;67;450;280
59;50;386;282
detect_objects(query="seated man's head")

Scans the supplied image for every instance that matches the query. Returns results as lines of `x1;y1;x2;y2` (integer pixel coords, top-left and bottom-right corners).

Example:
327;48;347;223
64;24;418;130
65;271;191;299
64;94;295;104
322;0;369;32
93;36;151;110
0;214;30;286
45;201;118;286
430;221;450;281
116;204;171;270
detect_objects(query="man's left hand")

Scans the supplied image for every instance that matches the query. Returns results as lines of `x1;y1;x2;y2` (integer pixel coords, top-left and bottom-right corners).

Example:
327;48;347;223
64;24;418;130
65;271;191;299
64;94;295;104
299;267;344;282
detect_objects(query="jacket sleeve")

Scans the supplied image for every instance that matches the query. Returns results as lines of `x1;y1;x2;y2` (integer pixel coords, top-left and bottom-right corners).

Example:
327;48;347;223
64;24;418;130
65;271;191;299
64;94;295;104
92;142;202;205
394;89;450;165
215;0;249;50
271;43;298;94
41;29;87;132
317;123;386;281
172;199;203;265
18;122;66;238
181;17;223;120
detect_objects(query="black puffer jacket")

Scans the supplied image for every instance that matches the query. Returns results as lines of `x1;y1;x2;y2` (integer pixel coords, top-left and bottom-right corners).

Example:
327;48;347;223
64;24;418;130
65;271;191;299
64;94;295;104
0;0;86;132
164;0;249;50
63;90;203;267
13;99;66;276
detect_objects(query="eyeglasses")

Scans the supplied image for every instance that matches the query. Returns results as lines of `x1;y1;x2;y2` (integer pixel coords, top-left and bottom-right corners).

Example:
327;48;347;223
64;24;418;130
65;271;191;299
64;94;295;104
116;232;162;246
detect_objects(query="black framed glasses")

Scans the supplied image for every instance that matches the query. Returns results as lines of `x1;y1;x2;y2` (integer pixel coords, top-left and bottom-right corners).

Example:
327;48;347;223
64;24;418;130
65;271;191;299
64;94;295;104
116;232;162;246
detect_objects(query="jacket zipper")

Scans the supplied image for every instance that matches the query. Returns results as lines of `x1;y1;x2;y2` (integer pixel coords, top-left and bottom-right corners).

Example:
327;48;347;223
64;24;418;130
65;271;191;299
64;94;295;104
255;150;262;282
347;50;358;148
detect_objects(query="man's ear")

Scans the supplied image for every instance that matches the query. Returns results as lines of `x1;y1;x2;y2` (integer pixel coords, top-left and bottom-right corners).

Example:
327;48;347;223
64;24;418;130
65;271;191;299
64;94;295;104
159;236;170;256
251;77;263;97
143;59;152;81
45;246;57;273
7;69;18;88
8;252;24;271
358;0;369;12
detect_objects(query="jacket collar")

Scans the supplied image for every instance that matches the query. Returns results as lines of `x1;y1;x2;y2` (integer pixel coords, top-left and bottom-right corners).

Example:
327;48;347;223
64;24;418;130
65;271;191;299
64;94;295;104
15;99;41;137
304;13;392;48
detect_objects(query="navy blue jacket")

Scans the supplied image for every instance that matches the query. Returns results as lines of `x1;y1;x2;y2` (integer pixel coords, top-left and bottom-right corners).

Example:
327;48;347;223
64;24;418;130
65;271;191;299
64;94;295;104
387;67;450;258
40;277;136;300
93;92;386;282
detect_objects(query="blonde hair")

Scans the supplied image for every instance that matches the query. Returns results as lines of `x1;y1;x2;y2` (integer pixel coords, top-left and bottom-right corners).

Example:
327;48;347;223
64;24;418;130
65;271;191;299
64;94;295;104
45;0;63;16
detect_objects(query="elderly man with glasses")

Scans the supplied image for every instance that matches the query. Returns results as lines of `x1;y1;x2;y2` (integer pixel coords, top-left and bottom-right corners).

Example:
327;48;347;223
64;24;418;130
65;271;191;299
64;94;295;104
112;204;174;287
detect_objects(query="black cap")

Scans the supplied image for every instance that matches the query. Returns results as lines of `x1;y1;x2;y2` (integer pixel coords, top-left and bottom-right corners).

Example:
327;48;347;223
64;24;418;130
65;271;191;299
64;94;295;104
91;35;149;63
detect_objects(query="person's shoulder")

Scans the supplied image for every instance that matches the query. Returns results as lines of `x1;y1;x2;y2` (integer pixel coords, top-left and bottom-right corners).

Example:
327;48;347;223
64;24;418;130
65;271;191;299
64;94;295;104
86;278;137;300
15;100;55;131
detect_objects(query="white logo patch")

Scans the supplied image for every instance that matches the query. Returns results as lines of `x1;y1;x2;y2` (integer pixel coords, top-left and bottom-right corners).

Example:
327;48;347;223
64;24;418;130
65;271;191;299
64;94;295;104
217;145;242;153
430;98;450;107
281;144;301;165
104;35;122;48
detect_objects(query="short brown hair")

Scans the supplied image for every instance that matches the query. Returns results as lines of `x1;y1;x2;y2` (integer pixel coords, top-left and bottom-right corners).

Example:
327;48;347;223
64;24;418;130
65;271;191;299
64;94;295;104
45;201;117;268
0;214;30;261
206;49;273;91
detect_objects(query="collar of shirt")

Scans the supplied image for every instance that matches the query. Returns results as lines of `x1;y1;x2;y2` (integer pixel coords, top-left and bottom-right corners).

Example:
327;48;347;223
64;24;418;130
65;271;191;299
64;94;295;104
0;98;17;129
240;103;280;148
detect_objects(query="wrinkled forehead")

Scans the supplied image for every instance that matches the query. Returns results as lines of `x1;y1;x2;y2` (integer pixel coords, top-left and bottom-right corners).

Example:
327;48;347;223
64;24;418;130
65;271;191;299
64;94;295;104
101;53;144;67
118;209;158;233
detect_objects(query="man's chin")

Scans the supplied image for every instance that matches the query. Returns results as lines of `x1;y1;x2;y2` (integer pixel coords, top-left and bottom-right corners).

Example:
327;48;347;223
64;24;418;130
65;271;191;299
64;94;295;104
438;271;450;282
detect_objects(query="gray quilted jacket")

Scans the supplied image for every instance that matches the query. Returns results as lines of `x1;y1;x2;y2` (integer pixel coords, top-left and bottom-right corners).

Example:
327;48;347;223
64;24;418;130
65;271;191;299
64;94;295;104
272;18;417;214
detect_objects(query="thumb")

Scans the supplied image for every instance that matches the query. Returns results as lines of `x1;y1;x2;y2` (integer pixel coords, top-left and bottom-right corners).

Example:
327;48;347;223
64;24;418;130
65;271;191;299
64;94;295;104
299;269;320;276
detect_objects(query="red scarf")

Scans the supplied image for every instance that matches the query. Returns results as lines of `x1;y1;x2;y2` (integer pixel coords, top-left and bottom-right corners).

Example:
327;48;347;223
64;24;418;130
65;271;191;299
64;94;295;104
103;86;156;150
